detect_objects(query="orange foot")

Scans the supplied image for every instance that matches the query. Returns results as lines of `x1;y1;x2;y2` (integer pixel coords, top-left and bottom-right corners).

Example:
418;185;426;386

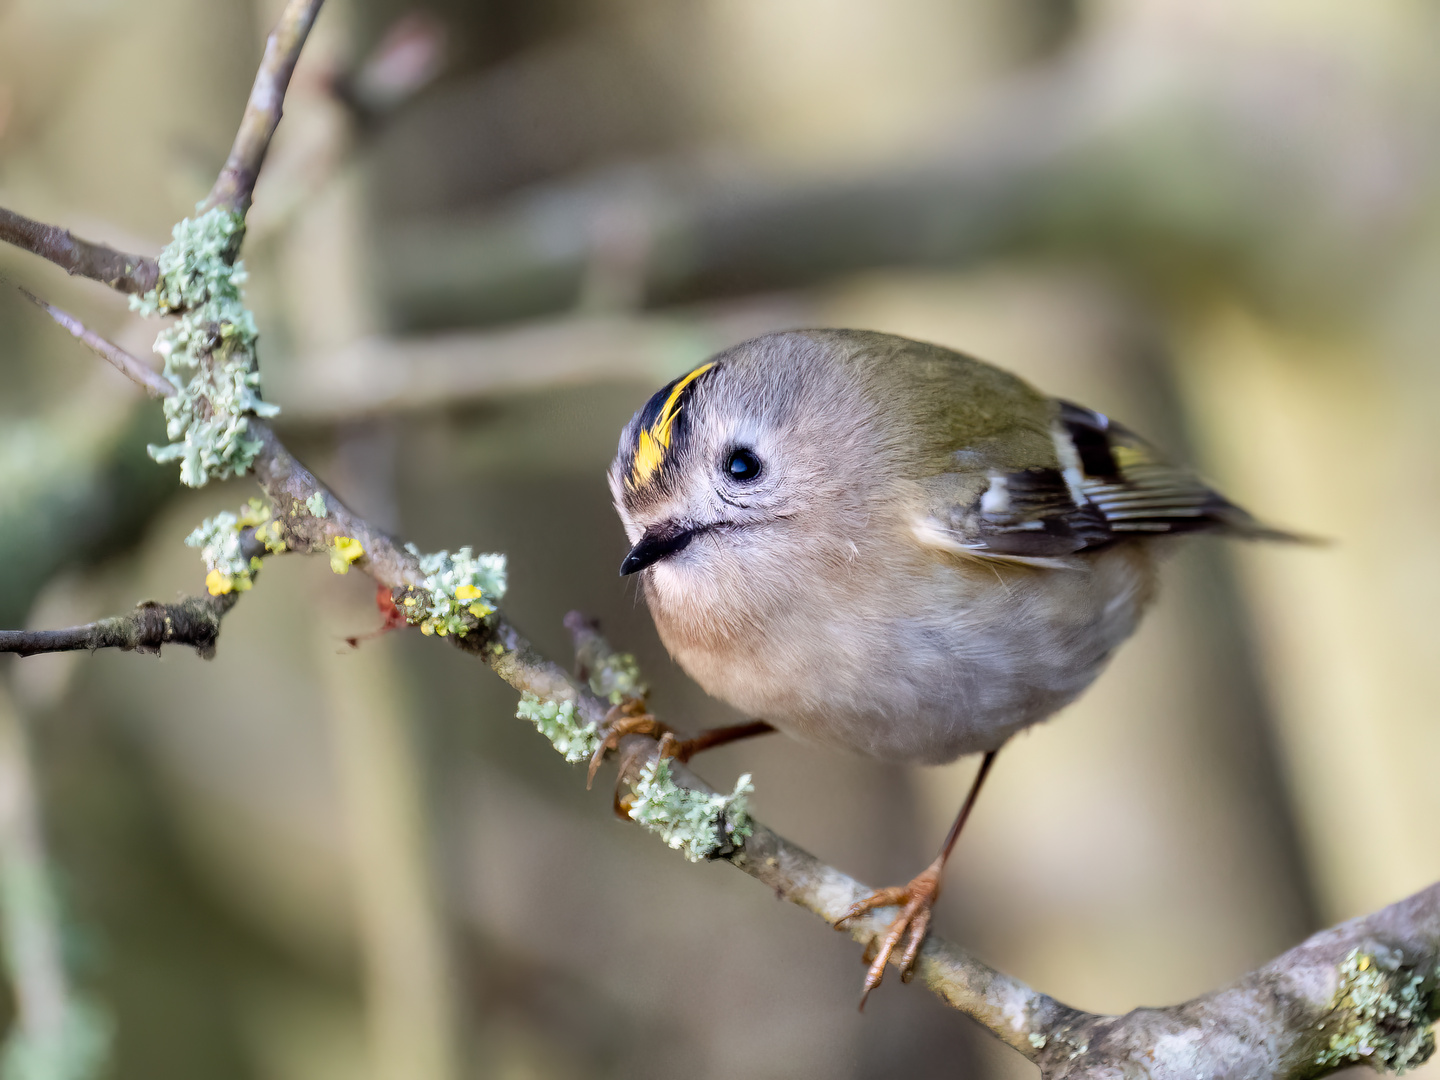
836;861;943;1008
657;720;775;764
587;700;672;788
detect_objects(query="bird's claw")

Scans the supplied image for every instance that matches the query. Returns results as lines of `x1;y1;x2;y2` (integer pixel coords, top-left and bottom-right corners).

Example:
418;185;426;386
586;700;670;789
656;730;692;763
835;865;943;1008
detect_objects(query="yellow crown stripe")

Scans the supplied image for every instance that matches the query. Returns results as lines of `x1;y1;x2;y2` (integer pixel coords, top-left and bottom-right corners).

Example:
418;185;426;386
631;429;666;487
653;362;716;445
630;362;716;486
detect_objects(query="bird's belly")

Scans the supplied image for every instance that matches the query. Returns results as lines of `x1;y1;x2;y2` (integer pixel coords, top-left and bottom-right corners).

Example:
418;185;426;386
657;546;1155;766
683;627;1104;765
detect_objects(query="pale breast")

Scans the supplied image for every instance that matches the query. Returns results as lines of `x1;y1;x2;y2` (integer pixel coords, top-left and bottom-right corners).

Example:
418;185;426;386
645;540;1158;765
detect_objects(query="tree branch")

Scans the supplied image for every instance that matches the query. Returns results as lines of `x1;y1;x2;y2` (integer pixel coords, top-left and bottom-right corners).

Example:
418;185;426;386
16;287;176;397
0;207;158;295
1074;882;1440;1077
0;595;237;660
742;812;1439;1078
202;0;326;216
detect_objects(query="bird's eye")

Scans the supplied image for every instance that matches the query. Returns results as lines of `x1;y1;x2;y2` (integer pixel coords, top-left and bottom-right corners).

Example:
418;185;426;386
724;447;763;483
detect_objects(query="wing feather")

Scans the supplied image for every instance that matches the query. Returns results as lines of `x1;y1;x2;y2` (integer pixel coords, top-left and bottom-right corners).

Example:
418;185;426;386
915;399;1297;563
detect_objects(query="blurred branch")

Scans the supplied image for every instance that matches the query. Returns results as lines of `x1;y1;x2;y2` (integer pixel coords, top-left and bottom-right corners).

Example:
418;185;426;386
317;601;465;1080
380;154;1051;331
202;0;326;216
0;683;110;1080
0;207;158;295
270;297;813;421
376;69;1094;330
16;288;175;398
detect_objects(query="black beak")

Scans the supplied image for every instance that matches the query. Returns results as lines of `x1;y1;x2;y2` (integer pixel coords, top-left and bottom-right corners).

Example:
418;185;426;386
620;524;696;576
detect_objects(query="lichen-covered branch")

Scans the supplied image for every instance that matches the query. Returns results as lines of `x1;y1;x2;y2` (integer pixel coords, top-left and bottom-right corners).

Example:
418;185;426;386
733;814;1083;1059
248;422;425;589
202;0;326;216
743;810;1439;1077
0;207;158;295
17;288;176;398
127;208;279;485
1023;883;1440;1079
0;595;237;660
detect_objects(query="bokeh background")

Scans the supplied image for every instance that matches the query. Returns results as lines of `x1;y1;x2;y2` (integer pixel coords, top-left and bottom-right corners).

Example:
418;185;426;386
2;0;1439;1077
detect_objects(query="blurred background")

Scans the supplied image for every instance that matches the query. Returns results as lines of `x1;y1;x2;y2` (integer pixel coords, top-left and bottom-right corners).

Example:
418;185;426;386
1;0;1439;1076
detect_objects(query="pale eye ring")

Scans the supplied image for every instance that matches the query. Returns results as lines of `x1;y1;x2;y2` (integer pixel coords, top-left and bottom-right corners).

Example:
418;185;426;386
724;447;763;483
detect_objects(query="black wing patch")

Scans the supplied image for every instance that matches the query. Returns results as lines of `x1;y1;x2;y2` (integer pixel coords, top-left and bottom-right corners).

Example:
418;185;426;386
966;466;1111;556
918;401;1284;564
1056;401;1260;540
1057;402;1121;481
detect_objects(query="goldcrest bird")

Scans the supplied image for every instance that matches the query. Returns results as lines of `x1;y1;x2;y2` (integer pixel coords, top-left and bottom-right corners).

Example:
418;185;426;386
608;328;1294;1003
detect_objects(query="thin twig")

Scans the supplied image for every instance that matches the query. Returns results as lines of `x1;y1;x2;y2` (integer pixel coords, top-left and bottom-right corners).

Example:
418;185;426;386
0;207;158;295
203;0;327;216
15;287;175;398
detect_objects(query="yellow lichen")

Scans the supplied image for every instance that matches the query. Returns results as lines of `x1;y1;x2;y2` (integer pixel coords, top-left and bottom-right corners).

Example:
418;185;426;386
236;497;269;528
330;536;364;574
400;544;506;637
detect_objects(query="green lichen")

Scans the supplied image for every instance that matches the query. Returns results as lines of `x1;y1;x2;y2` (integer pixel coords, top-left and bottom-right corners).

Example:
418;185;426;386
1028;1033;1048;1050
187;511;257;595
185;499;280;595
587;650;647;705
305;492;327;518
627;757;753;862
130;207;279;487
402;544;507;637
516;692;600;764
1316;947;1436;1073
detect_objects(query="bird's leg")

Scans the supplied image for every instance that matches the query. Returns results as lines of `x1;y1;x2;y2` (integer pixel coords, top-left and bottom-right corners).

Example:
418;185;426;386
589;703;775;789
836;749;998;1008
588;698;671;788
658;720;776;763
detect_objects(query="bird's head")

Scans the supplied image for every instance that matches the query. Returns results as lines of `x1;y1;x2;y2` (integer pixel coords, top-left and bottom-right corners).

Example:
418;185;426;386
608;332;887;591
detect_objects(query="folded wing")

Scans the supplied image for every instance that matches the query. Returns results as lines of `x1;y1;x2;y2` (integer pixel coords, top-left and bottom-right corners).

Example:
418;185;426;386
915;400;1297;565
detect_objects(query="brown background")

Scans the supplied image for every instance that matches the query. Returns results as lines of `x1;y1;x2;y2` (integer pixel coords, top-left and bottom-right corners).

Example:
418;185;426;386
1;0;1438;1076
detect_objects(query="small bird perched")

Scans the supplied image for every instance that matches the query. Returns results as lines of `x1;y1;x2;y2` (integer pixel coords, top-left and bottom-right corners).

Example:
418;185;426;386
608;329;1294;1003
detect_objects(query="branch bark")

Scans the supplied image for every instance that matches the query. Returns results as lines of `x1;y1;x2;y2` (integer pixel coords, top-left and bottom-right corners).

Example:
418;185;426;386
0;595;237;660
16;288;176;397
740;804;1439;1079
0;207;158;295
202;0;326;216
